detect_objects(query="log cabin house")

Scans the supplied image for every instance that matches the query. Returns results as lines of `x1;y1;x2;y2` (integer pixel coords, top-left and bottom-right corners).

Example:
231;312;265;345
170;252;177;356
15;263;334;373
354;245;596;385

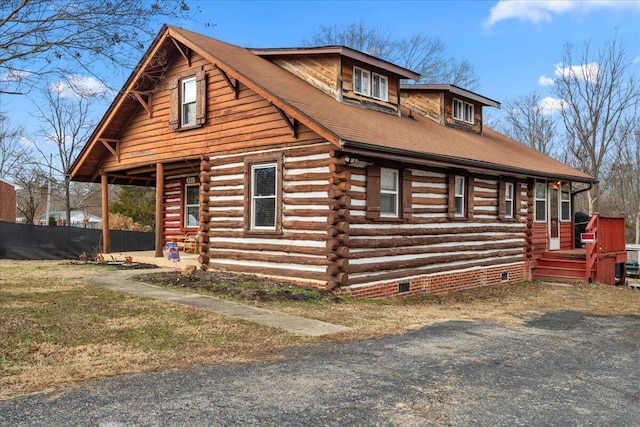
70;25;626;298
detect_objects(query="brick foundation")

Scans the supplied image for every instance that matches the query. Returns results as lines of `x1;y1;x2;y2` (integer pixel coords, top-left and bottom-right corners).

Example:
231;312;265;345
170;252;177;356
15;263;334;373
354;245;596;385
335;262;528;299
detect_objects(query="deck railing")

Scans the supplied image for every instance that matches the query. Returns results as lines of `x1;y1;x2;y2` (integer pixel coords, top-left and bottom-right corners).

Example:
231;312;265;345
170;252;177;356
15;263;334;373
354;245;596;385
584;214;599;282
584;213;627;284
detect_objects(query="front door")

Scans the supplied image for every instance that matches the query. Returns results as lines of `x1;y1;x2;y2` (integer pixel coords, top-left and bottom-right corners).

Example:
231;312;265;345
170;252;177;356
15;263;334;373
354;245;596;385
548;186;560;250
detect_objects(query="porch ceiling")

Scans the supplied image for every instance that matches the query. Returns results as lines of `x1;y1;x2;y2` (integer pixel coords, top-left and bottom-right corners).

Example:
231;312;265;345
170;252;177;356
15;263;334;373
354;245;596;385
102;158;201;187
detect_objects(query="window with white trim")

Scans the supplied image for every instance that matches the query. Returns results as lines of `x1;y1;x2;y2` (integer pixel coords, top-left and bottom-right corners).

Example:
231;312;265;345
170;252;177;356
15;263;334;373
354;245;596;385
372;73;388;101
380;168;399;217
453;99;464;120
184;183;199;228
181;76;197;127
353;67;370;97
453;98;475;124
250;163;277;230
535;181;547;222
505;182;514;219
561;183;570;221
454;175;465;217
464;102;474;124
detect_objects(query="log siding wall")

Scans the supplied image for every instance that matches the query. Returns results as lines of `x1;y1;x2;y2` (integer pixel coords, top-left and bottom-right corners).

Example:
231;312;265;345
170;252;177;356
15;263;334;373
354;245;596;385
341;165;530;297
202;143;337;285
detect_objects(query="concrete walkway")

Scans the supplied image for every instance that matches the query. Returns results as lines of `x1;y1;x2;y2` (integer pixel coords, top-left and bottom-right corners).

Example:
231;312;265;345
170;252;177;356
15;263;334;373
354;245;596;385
85;269;348;337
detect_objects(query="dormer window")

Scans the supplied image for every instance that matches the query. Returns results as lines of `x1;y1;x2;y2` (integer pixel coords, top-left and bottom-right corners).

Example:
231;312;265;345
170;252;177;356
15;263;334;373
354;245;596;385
354;66;388;101
372;73;388;101
453;98;474;124
464;103;474;124
354;67;370;97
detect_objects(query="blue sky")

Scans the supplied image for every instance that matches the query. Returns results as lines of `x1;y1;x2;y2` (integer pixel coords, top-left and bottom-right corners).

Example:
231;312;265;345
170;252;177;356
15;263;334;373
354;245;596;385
4;0;640;165
178;0;640;110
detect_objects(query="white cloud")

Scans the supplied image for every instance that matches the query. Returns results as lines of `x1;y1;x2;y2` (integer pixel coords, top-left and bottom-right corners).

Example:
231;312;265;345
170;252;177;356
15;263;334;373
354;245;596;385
553;62;600;83
538;96;567;115
50;75;109;99
538;75;555;86
633;56;640;64
484;0;640;28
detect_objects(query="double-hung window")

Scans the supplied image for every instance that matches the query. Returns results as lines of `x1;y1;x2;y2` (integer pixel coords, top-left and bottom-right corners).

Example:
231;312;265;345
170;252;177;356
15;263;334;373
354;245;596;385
181;76;197;127
504;182;514;219
372;73;388;101
354;67;370;97
380;168;399;217
464;102;474;124
535;181;547;222
453;98;474;124
454;175;465;217
184;183;199;227
561;183;570;221
169;69;206;130
250;163;277;230
453;99;464;121
366;166;412;220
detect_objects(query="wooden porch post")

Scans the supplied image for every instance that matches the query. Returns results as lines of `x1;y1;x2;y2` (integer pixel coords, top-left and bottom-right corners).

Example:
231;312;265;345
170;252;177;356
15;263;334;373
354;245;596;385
155;162;164;257
101;173;110;253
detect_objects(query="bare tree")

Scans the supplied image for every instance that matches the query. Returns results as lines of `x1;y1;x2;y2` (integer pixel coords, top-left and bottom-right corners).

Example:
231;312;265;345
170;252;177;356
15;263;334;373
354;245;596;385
0;113;26;179
0;0;190;94
605;120;640;242
500;92;558;156
553;34;640;213
305;21;479;89
29;82;97;226
14;163;47;224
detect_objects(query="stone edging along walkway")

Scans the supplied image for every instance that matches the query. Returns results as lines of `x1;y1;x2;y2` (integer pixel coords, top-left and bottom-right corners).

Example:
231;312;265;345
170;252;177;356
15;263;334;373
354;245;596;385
85;269;349;337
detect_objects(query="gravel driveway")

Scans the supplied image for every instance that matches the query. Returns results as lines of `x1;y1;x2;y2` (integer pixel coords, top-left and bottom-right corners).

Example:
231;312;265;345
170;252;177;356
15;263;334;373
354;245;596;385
2;311;639;426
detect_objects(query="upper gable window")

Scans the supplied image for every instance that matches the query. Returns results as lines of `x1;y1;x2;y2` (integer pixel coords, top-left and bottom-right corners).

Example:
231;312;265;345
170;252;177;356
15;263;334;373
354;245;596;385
169;69;206;131
453;98;474;124
354;67;370;97
181;77;197;127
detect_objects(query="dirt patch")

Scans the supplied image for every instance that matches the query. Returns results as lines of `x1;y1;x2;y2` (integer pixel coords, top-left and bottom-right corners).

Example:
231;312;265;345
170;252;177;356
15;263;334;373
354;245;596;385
136;270;341;304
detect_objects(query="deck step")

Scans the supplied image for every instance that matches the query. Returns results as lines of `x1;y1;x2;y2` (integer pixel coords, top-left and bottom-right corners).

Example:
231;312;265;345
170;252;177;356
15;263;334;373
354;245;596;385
533;250;588;283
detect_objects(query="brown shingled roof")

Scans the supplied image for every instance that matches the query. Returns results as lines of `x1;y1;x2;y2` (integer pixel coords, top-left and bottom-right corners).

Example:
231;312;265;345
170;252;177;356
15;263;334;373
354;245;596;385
167;26;593;183
71;25;595;184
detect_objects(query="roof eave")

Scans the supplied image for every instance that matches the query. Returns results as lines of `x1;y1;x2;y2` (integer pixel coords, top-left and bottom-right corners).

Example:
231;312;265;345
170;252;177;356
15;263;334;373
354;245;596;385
401;84;501;108
341;140;597;184
251;46;421;81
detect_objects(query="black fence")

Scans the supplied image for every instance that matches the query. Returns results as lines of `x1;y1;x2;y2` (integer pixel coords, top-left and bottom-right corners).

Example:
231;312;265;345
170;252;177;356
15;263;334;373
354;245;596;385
0;221;155;260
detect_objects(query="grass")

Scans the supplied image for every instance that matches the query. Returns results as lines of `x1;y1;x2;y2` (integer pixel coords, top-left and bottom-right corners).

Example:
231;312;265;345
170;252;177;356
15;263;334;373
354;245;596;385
1;260;639;400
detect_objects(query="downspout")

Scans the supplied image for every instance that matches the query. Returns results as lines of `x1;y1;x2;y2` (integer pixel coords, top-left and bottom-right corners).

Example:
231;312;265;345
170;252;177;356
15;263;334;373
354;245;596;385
571;182;593;248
